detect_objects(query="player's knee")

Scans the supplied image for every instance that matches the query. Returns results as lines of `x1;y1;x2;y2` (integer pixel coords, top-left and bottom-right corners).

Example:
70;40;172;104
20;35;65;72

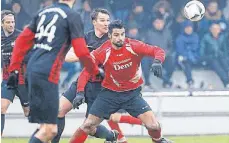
1;100;10;114
58;97;72;117
43;125;58;139
110;114;120;123
82;119;97;134
145;122;160;131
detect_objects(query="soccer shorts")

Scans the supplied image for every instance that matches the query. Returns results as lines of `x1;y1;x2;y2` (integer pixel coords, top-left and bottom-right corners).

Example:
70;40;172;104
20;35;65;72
63;81;102;117
89;87;152;119
26;73;59;124
1;80;29;107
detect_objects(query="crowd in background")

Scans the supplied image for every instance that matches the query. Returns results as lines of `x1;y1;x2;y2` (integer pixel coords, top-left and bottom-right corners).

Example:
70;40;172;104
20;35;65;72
2;0;229;90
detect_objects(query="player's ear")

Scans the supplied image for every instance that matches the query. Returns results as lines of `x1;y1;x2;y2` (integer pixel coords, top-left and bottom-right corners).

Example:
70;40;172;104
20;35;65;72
92;19;96;26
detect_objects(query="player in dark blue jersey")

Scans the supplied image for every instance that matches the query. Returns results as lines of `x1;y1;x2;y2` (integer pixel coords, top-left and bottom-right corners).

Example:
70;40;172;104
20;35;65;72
1;10;29;136
7;0;98;143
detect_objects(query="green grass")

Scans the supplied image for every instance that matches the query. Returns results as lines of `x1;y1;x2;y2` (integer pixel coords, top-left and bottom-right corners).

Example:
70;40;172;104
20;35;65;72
2;135;229;143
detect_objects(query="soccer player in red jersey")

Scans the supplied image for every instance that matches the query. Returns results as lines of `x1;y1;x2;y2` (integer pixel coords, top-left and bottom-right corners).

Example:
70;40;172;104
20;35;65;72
71;20;173;143
59;8;143;143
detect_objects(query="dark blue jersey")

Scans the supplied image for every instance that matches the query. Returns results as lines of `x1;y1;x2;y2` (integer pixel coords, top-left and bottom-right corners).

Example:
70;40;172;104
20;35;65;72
1;29;26;84
83;30;108;82
1;29;21;67
85;30;108;52
26;2;85;83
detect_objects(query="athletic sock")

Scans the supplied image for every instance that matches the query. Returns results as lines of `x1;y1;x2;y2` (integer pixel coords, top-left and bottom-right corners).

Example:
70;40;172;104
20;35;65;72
1;114;5;135
107;120;125;140
51;117;65;143
69;128;88;143
94;124;115;141
119;115;142;125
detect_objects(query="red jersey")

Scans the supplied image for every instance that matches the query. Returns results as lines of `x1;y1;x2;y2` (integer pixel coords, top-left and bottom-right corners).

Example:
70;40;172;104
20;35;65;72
77;38;165;92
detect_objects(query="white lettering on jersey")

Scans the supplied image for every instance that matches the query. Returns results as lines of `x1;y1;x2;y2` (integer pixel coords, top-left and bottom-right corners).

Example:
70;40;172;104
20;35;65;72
38;8;67;18
113;61;132;71
34;43;53;51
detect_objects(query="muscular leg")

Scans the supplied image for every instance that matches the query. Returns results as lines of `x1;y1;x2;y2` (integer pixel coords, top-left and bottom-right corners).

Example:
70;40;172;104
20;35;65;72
138;111;161;142
70;114;102;143
52;96;72;143
1;99;11;135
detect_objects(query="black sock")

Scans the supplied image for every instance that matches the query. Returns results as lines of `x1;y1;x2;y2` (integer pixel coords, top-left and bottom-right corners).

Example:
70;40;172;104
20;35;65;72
51;117;65;143
1;114;5;134
29;135;43;143
93;125;114;141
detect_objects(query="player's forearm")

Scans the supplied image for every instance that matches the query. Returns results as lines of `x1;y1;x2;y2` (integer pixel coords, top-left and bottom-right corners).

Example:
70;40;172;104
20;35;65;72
65;47;79;62
77;68;91;92
9;28;34;72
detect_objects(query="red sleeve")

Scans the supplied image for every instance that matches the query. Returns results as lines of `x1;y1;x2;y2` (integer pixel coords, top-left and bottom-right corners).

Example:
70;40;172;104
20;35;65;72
71;38;99;75
9;27;35;72
131;39;165;63
76;68;91;92
76;48;103;92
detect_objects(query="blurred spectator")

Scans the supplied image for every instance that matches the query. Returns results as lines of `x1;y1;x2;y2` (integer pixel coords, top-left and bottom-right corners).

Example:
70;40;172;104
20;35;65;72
127;21;141;40
200;23;229;88
2;0;12;10
78;0;93;33
20;0;43;17
128;2;150;32
90;0;108;9
198;0;228;37
11;0;31;30
40;0;53;9
152;0;174;29
223;0;229;21
109;0;132;25
142;16;175;88
176;20;200;88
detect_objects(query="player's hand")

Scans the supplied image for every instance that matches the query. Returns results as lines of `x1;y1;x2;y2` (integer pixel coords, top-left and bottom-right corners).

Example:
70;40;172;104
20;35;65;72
151;59;162;78
7;70;19;89
72;91;85;109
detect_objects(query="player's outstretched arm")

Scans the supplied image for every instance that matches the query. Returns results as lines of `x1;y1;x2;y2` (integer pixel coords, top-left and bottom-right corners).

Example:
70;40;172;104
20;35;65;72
132;40;165;63
9;27;35;72
65;47;79;62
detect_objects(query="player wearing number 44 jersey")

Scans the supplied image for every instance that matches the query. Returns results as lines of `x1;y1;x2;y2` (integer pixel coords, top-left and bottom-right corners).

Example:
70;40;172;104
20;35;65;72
7;0;98;143
72;20;173;143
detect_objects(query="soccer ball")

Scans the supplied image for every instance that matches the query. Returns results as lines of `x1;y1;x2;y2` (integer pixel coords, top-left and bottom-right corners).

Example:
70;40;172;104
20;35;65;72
184;0;205;21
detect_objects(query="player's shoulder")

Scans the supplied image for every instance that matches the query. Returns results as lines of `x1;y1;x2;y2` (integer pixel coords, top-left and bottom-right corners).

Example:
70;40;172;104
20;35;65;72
93;40;111;54
85;30;95;38
127;38;144;47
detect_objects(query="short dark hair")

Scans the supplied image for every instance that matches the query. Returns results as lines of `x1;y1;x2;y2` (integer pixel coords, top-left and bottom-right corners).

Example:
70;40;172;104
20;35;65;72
108;20;125;34
1;10;15;22
90;8;110;21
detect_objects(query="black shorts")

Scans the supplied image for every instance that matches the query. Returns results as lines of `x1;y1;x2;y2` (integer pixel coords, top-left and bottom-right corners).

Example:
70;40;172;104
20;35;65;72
26;73;59;124
89;87;152;119
63;81;102;117
1;80;29;107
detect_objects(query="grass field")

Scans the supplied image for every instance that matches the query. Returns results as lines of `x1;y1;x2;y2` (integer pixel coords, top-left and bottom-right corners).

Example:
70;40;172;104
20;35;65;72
2;135;229;143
